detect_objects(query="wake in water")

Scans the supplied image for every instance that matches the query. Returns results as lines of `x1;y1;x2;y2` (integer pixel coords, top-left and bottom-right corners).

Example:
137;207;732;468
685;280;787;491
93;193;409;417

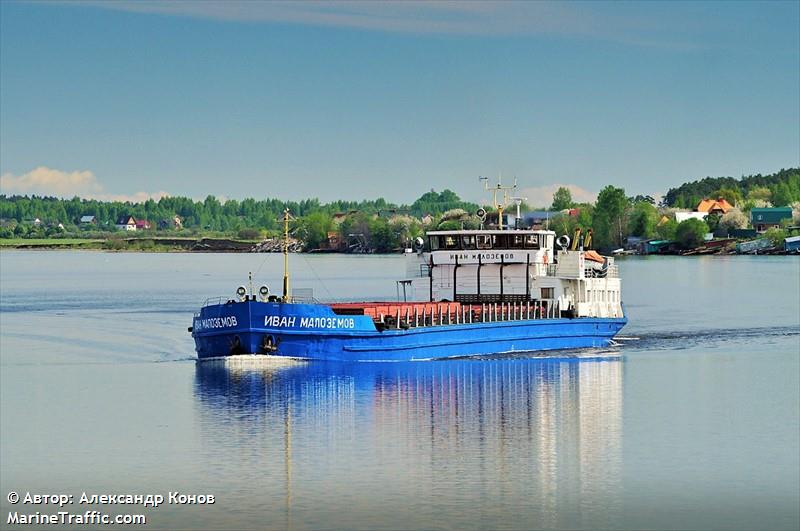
618;325;800;351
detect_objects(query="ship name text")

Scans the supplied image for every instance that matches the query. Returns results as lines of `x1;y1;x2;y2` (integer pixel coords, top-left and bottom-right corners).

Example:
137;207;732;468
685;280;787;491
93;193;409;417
263;315;356;329
195;316;238;331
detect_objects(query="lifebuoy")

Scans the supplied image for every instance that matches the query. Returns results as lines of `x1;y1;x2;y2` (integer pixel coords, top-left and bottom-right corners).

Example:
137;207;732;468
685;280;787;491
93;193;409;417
543;253;548;265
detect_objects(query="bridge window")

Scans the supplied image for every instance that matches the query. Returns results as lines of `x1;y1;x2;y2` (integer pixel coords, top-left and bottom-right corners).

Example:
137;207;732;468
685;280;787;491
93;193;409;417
429;236;440;250
461;235;476;249
495;234;509;248
510;235;525;249
476;235;492;249
524;234;539;249
443;236;459;250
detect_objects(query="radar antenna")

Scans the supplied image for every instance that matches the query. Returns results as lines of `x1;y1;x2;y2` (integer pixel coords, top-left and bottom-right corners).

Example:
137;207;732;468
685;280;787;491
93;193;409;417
479;175;517;230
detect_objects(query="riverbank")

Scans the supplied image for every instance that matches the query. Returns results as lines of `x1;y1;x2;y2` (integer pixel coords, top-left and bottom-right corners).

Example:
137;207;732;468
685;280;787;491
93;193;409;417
1;236;798;255
0;237;263;252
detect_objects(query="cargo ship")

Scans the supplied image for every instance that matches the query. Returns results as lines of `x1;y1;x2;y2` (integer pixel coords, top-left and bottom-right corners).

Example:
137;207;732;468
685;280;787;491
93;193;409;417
190;180;626;361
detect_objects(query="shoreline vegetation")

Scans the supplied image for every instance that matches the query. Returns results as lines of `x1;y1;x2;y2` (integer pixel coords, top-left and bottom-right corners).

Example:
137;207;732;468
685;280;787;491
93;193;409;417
2;168;799;255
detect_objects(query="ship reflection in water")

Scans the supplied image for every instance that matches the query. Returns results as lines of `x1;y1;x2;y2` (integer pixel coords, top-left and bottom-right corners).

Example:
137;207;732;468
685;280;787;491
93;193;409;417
193;356;623;530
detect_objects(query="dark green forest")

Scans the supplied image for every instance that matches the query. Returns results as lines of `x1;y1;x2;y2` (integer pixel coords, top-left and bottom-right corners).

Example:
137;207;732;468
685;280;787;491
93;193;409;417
663;168;800;208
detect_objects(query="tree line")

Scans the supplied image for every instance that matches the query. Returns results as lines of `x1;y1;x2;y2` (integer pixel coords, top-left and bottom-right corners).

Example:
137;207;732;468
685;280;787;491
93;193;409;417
2;167;798;251
663;168;800;209
0;190;478;250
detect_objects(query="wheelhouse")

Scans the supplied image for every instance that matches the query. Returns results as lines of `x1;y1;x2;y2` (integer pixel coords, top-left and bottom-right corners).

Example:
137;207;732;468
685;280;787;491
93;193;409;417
427;230;555;252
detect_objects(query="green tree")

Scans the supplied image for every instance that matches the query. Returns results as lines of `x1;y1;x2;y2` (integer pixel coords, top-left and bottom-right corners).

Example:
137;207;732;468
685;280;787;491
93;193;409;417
675;218;709;248
295;212;333;249
656;218;678;241
593;186;629;249
747;187;772;202
771;183;793;207
549;213;576;239
711;187;742;206
763;227;788;247
551;187;573;211
628;201;658;238
705;213;721;232
719;208;748;233
368;216;394;252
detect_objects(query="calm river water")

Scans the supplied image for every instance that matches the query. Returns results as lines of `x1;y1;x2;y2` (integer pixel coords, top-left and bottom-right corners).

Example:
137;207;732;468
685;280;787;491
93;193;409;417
1;251;798;530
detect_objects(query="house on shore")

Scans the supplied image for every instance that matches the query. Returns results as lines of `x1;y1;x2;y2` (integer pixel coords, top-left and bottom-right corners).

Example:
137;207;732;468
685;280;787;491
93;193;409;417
750;207;792;232
135;219;152;230
115;215;137;231
696;198;734;216
80;215;97;225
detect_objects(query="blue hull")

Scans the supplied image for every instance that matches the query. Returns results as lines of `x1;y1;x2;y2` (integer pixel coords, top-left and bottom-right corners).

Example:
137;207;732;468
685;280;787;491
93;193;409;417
192;301;627;362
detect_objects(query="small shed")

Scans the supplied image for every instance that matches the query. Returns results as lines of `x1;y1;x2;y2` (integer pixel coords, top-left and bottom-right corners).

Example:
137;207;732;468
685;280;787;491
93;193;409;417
639;239;673;254
80;215;96;224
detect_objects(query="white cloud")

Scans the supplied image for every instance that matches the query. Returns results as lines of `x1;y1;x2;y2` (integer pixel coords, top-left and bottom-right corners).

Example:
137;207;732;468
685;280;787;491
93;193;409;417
517;183;597;207
1;166;101;197
73;1;692;47
0;166;170;203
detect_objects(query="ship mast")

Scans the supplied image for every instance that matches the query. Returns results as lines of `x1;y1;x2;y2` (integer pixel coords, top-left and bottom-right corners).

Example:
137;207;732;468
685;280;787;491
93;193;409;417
282;208;290;302
481;175;517;229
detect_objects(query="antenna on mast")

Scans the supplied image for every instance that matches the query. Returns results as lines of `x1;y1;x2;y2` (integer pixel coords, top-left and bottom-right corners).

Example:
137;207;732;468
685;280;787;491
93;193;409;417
282;208;291;302
480;174;518;230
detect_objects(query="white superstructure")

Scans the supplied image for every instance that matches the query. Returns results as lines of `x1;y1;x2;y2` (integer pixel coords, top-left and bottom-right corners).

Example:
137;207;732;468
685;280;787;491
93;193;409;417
403;228;623;319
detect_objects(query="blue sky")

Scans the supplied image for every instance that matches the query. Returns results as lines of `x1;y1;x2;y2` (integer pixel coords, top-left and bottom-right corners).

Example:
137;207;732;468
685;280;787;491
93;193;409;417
1;1;798;205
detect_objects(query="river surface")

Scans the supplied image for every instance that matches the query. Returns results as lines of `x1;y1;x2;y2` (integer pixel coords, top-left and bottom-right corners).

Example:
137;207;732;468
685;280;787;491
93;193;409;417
1;251;798;530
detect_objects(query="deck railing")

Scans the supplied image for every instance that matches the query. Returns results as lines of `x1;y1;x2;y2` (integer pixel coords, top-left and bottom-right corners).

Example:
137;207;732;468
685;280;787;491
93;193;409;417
380;300;562;330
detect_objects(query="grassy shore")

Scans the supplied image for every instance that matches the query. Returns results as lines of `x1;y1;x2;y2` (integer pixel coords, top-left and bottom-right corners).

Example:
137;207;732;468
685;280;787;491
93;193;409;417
0;238;105;248
0;236;261;252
